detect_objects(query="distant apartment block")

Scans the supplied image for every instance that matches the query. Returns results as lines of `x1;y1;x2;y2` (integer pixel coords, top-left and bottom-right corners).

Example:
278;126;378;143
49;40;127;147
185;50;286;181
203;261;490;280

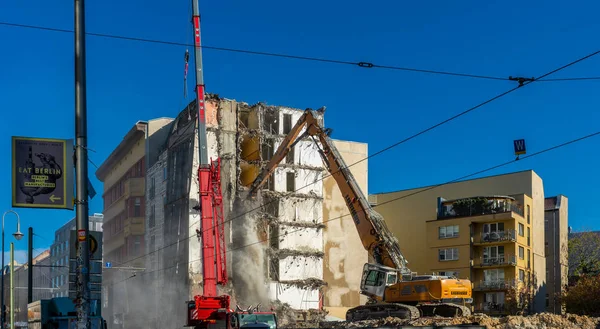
432;195;534;314
544;195;569;314
50;213;104;298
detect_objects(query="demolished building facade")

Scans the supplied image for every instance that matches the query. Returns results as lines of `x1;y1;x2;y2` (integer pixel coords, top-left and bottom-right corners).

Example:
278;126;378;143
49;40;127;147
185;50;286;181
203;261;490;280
141;95;368;327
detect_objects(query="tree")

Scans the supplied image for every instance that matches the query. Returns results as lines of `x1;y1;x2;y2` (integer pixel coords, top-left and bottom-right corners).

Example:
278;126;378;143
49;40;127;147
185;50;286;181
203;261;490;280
568;231;600;276
560;274;600;316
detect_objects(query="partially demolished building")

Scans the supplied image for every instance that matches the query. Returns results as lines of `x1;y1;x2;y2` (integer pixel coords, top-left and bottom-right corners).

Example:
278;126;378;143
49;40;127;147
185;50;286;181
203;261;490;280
139;95;367;328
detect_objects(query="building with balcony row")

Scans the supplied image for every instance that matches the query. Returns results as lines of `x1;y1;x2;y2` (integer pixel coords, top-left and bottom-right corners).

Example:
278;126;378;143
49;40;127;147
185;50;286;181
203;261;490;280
369;170;566;315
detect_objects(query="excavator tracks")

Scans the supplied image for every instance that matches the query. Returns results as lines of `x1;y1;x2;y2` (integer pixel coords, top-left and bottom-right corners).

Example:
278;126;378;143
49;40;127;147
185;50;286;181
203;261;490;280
417;303;472;318
346;303;421;321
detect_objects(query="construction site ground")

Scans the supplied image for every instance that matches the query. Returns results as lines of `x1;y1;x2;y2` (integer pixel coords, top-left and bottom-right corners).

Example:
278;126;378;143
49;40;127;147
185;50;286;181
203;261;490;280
279;313;600;329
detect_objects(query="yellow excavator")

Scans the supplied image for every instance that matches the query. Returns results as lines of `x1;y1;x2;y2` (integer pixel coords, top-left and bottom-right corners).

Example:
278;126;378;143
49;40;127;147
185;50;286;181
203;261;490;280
249;108;472;321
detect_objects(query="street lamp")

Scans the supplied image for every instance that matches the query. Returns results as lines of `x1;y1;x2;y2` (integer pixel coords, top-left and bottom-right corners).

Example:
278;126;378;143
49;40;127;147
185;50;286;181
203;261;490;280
2;210;22;329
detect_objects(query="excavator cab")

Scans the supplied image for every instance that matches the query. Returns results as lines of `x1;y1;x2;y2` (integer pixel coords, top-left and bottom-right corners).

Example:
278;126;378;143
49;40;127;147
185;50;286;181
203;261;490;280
360;263;401;300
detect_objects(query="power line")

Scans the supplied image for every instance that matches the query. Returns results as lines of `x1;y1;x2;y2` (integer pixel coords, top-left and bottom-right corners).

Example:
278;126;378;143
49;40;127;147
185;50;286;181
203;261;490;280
187;47;600;242
109;47;600;270
2;21;599;82
127;129;600;280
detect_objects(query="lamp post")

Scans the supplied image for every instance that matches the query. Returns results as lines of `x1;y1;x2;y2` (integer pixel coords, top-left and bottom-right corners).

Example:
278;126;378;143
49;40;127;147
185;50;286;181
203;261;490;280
1;210;23;329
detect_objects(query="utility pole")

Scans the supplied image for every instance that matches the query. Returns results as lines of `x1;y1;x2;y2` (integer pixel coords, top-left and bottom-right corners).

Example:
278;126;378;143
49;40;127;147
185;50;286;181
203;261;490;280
74;0;91;328
9;244;13;329
27;227;32;304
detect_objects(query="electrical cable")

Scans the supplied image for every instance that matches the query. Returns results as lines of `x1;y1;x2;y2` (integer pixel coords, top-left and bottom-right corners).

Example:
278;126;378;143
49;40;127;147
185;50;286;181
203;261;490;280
123;129;600;281
177;47;600;246
2;21;599;82
108;47;600;270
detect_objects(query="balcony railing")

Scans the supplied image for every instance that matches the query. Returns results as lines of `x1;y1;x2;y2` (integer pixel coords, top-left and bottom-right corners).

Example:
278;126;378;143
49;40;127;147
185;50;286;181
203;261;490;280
438;196;524;219
474;303;505;314
477;255;517;267
474;279;517;290
477;229;517;244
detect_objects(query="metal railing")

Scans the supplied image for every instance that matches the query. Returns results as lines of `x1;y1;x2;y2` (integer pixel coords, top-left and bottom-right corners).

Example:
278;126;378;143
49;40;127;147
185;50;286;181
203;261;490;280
439;196;524;219
478;229;517;243
474;279;517;290
474;303;505;314
477;255;517;267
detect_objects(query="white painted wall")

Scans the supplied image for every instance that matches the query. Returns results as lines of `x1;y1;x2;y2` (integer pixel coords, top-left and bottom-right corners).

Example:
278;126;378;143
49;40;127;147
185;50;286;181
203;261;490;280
273;167;323;197
269;283;320;309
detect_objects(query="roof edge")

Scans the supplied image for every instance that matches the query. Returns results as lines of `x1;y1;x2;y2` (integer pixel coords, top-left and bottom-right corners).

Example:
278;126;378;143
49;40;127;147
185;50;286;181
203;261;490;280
96;121;148;180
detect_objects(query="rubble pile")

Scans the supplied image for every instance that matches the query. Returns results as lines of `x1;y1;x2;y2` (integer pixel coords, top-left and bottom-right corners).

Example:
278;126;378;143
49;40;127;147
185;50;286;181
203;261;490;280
273;301;328;328
313;313;599;329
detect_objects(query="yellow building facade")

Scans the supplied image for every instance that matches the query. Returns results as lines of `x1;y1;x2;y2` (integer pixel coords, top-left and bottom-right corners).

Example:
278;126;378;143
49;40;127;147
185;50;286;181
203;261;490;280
370;170;547;314
426;195;534;313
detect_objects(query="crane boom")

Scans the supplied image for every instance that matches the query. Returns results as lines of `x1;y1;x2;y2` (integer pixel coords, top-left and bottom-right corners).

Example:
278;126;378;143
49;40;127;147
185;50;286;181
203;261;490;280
250;108;473;322
249;109;410;275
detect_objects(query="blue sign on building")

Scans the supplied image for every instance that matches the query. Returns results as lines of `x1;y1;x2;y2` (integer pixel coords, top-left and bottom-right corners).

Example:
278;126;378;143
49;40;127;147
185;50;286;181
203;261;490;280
514;139;527;156
105;262;112;268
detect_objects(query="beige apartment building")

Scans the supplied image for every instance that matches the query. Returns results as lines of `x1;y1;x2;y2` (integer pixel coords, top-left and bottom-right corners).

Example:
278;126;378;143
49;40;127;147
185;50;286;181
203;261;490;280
370;170;550;314
96;118;172;329
322;140;369;319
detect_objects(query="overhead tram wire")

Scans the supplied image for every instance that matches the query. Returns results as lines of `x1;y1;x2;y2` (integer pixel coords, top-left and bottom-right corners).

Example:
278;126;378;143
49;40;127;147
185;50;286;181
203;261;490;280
3;21;599;82
108;47;600;270
185;47;600;240
122;129;600;281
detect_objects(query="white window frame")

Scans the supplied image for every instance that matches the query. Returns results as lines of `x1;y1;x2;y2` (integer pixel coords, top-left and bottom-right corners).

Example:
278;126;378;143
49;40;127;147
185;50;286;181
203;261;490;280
439;225;459;239
439;248;459;261
518;223;525;237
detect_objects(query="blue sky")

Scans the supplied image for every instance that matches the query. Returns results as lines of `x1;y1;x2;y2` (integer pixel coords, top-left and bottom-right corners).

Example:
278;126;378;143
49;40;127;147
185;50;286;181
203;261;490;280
1;0;599;260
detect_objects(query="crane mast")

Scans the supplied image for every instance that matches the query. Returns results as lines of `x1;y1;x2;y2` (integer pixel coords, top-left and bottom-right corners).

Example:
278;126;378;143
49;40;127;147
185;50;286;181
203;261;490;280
192;0;227;303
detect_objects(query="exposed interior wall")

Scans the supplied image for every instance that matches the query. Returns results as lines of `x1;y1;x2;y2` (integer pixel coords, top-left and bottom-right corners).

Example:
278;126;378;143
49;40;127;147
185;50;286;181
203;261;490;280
322;140;369;320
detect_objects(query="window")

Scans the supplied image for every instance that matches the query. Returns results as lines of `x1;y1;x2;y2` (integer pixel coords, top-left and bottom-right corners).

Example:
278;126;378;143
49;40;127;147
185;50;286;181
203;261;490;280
483;222;504;233
527;227;530;246
134;197;141;217
163;167;167;180
150;235;156;252
526;205;530;224
283;113;293;134
286;146;294;164
439;271;459;278
518;223;524;237
483;245;505;262
483;268;505;283
519;269;525;282
519;246;525;259
149;205;156;228
133;236;142;255
286;172;295;192
439;248;459;261
439;225;459;238
149;176;156;199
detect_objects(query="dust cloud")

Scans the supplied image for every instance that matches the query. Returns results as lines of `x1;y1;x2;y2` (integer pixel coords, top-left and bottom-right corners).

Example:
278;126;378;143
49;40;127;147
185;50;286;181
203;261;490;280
230;191;271;309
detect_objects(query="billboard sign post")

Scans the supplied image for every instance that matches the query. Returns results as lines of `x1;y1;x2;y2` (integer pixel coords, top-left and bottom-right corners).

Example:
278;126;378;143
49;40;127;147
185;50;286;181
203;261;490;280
11;137;74;210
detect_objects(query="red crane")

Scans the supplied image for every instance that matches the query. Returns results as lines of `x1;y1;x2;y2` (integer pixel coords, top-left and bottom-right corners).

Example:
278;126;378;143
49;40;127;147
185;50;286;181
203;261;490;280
184;2;278;329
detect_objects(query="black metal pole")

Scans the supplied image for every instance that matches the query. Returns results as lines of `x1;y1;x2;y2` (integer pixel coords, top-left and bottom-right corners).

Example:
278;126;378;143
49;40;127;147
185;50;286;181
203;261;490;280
1;225;4;329
27;227;32;304
75;0;91;328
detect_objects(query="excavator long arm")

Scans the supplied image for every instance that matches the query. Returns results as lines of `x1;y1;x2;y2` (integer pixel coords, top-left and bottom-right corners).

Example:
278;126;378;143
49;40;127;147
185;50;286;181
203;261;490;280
250;109;410;275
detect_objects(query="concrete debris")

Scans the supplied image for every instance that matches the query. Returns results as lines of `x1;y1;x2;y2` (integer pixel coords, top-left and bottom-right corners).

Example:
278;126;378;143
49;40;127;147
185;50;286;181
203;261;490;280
313;313;600;329
279;278;328;290
273;301;328;327
269;248;324;259
262;190;324;200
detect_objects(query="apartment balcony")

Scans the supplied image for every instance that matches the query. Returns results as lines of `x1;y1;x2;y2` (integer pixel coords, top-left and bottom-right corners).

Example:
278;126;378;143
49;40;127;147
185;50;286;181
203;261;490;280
474;303;506;315
474;255;517;268
473;279;517;291
474;230;517;245
438;196;524;220
124;177;145;198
